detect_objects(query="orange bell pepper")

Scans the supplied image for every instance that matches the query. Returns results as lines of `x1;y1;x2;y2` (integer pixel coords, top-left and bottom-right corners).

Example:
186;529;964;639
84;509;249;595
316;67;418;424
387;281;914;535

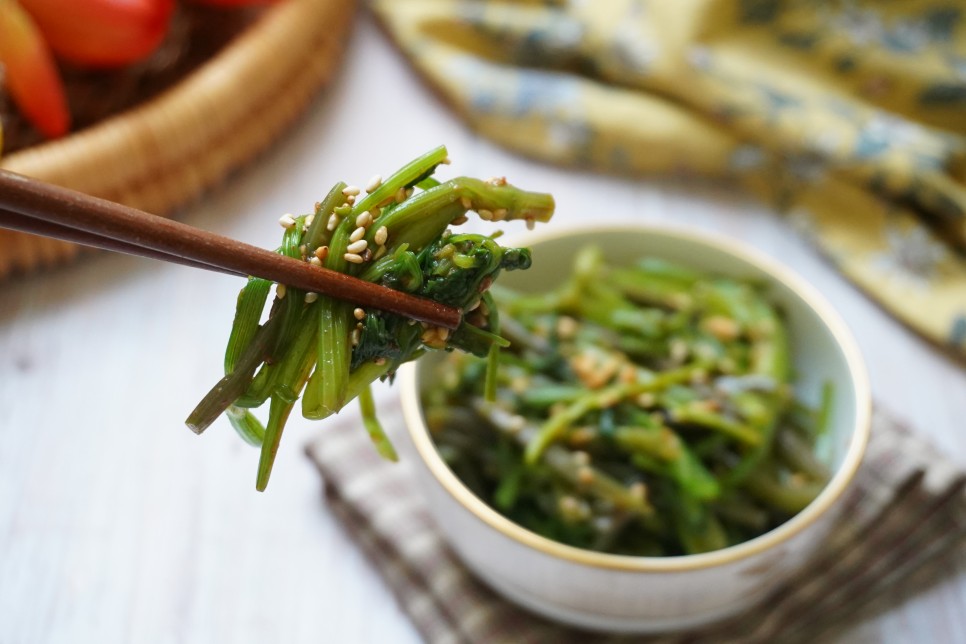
0;0;69;138
18;0;175;68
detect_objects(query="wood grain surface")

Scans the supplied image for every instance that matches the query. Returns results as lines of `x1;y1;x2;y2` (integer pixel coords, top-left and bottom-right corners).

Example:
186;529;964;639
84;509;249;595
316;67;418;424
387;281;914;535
1;15;963;644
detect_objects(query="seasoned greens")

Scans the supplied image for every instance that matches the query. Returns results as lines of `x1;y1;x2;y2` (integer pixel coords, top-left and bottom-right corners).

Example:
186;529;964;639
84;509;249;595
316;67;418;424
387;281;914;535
187;146;554;490
423;247;832;556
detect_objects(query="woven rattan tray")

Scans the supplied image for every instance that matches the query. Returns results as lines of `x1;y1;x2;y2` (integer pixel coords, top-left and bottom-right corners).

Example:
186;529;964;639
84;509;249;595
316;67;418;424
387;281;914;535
0;0;356;279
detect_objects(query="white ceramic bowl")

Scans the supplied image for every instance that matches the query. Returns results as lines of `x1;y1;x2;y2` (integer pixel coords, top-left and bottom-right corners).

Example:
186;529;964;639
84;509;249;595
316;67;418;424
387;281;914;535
399;224;871;633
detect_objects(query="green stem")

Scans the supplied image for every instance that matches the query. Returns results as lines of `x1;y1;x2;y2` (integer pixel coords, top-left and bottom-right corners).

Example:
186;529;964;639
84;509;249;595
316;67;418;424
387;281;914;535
359;384;398;461
224;277;271;374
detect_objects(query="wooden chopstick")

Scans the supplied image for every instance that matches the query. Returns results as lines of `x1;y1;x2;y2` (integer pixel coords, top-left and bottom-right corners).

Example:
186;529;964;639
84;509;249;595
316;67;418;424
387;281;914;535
0;208;248;278
0;170;462;329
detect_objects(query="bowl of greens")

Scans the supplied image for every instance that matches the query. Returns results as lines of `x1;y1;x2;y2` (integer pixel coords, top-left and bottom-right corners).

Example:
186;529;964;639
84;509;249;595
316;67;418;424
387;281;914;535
399;224;870;633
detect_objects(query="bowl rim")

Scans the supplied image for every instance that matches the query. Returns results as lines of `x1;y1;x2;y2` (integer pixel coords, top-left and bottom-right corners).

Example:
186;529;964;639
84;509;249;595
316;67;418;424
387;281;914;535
400;222;871;572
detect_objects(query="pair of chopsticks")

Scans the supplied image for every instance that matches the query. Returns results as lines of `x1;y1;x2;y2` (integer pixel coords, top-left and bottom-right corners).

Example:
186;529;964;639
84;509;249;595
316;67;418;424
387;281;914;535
0;169;461;329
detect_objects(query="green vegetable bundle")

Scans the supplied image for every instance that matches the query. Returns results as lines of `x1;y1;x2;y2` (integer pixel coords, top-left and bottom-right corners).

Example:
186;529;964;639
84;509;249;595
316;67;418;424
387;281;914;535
187;146;554;490
423;246;833;556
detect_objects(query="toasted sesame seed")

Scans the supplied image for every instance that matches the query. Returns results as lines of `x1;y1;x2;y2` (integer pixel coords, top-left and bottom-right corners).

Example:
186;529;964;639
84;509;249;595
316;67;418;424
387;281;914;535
558;496;582;518
636;392;655;407
370;206;381;218
556;315;578;339
405;187;414;198
437;327;450;342
451;215;468;226
278;213;296;229
304;292;319;303
670;339;688;363
314;246;329;261
349;226;366;242
569;427;597;446
629;482;646;501
374;226;388;246
327;213;339;231
353;307;365;320
702;315;741;342
351;328;361;346
309;256;322;267
346;195;355;205
594;517;615;533
441;156;451;165
460;196;472;209
577;466;595;485
344;252;364;264
394;187;407;203
486;176;507;186
355;212;372;228
342;185;361;196
346;239;368;254
276;284;287;299
478;209;493;221
365;175;382;193
493;208;508;221
299;244;307;257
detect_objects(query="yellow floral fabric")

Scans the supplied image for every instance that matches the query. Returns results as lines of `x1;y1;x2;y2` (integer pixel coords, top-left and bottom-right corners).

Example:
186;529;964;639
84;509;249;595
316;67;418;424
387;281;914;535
372;0;966;359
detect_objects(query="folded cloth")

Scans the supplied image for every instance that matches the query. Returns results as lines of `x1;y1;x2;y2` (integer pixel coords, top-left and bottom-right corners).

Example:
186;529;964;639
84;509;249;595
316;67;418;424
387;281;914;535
370;0;966;359
306;400;966;644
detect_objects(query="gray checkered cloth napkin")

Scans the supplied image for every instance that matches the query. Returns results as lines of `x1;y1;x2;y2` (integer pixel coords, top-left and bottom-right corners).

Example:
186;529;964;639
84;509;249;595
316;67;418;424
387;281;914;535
306;403;965;644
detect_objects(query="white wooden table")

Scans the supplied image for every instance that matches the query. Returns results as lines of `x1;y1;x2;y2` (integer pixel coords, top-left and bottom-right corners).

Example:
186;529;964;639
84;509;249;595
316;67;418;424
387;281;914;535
2;14;964;644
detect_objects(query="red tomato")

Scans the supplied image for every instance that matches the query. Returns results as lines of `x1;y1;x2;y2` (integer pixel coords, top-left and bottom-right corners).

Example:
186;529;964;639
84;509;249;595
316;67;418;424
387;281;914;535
18;0;176;68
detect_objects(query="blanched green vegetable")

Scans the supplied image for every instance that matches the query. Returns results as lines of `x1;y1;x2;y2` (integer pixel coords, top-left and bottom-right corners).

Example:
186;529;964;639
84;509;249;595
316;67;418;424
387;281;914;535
423;248;832;556
187;146;554;490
